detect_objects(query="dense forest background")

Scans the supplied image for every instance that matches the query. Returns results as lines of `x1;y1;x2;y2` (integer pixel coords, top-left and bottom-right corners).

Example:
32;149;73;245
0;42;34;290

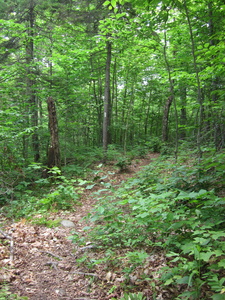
1;0;224;171
1;1;225;299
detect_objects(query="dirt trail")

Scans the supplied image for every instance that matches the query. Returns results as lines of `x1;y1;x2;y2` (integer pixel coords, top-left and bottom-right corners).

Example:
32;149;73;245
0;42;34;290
0;154;159;300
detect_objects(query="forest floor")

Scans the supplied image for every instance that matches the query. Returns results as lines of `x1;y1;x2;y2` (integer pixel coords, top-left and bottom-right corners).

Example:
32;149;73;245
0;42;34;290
0;153;163;300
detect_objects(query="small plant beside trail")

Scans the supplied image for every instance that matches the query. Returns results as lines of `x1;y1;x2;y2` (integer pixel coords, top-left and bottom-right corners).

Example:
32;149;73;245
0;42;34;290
115;156;132;172
1;164;82;219
116;292;146;300
0;285;28;300
72;150;225;299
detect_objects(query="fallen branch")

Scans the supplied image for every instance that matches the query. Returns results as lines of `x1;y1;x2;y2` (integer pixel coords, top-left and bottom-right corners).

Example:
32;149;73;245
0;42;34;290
72;271;98;277
79;245;96;251
0;229;11;239
44;261;58;270
41;251;62;260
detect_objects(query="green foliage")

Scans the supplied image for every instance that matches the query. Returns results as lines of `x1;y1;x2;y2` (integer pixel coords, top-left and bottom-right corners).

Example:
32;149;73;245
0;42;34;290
31;216;61;228
0;0;225;294
115;156;131;172
1;166;81;219
0;285;28;300
145;137;163;153
37;183;79;211
73;151;225;298
118;292;146;300
107;145;125;161
62;147;104;169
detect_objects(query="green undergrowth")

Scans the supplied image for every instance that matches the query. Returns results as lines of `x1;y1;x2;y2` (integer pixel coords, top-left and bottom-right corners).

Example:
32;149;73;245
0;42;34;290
0;144;152;220
0;165;83;220
30;216;62;227
73;150;225;299
0;285;28;300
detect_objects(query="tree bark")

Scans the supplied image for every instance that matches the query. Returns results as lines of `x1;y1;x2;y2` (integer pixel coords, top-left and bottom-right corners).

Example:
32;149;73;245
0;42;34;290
162;28;176;144
162;95;173;142
26;0;40;162
179;85;187;139
208;1;224;149
103;40;112;160
183;0;203;158
47;97;61;169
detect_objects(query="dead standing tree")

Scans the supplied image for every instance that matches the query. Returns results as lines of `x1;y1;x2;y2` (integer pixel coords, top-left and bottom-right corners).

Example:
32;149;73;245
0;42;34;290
47;97;61;170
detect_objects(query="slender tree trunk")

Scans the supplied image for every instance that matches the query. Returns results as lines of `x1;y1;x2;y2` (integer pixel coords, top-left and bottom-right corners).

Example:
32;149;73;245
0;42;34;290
183;0;203;158
162;29;177;147
103;40;112;161
123;79;135;152
144;91;152;137
47;97;61;169
207;1;224;149
112;58;118;143
120;73;129;145
26;0;40;162
162;95;173;142
90;54;103;144
179;85;187;139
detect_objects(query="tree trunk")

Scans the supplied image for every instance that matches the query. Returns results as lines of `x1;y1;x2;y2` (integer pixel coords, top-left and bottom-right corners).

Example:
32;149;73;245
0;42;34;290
162;28;176;144
207;1;224;149
90;54;103;145
26;0;40;162
103;40;112;160
183;0;203;158
179;85;187;139
47;97;61;169
112;57;118;143
162;95;173;142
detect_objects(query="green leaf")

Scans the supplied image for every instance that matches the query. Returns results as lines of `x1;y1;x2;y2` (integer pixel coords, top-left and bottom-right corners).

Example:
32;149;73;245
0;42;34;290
164;278;174;285
218;259;225;268
98;206;105;214
103;0;111;6
136;212;149;218
193;237;210;245
111;0;117;7
86;184;96;190
177;276;190;285
212;294;225;300
211;231;225;240
214;250;224;257
200;251;213;262
181;242;196;255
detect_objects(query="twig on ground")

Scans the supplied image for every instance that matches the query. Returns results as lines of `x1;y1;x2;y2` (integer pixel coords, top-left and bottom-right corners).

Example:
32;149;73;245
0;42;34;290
41;250;62;260
0;229;11;239
72;271;98;277
44;261;58;270
79;245;96;251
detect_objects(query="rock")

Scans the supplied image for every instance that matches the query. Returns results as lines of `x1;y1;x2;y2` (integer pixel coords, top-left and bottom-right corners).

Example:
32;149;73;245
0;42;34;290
60;220;75;228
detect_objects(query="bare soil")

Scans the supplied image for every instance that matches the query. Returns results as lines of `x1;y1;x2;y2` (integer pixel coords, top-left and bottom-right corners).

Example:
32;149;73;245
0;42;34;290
1;154;166;300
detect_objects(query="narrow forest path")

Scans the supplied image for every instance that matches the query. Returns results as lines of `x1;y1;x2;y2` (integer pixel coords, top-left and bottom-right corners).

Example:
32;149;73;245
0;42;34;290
1;154;159;300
